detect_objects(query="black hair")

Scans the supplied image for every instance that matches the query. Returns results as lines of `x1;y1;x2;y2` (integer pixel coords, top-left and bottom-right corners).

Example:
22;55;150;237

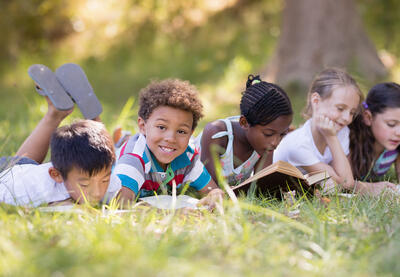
50;120;115;179
349;82;400;180
240;74;293;126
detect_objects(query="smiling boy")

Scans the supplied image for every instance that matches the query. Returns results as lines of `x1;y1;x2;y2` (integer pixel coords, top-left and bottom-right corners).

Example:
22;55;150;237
115;79;223;205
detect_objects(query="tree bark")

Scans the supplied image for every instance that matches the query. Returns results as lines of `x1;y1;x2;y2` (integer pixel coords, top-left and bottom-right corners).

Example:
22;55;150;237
263;0;387;89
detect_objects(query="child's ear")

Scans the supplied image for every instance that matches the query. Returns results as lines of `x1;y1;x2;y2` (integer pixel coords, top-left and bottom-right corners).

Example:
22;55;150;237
138;117;146;134
48;167;64;183
362;110;373;126
239;115;250;129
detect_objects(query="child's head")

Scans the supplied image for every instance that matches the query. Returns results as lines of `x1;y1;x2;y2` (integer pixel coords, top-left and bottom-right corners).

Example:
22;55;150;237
138;79;203;169
350;82;400;179
49;120;115;204
239;75;293;155
304;68;362;131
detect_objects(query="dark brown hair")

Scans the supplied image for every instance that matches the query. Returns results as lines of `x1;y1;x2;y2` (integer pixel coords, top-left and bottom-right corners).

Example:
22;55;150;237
138;79;203;130
349;82;400;180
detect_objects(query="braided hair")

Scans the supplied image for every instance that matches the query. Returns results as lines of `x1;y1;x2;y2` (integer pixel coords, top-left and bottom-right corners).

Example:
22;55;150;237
349;82;400;180
240;75;293;126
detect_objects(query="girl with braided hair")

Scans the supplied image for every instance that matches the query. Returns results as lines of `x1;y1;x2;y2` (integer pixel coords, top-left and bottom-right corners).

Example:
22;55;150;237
198;74;293;186
273;68;362;192
348;83;400;195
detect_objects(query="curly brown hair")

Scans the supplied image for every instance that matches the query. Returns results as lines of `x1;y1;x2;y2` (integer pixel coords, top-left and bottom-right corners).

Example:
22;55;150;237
138;79;203;130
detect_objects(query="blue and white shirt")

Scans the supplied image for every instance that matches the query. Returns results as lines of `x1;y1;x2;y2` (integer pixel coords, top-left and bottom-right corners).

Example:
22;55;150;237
114;133;211;197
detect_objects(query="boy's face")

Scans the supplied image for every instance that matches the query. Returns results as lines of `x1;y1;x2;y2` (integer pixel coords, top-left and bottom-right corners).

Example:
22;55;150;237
63;166;112;204
138;106;194;170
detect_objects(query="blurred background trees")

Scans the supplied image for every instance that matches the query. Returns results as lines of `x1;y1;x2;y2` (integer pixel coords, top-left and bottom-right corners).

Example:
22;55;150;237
0;0;399;126
263;0;387;88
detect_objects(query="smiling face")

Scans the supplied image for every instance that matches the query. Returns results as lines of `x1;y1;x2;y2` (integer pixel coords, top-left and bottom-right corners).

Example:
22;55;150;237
312;86;360;131
138;106;194;170
365;107;400;153
243;114;293;156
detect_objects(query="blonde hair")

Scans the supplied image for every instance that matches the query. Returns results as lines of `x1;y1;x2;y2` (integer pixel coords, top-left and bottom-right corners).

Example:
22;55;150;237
302;68;363;119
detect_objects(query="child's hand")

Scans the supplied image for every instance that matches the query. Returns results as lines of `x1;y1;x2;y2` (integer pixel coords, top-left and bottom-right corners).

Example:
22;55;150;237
116;187;137;208
44;95;74;122
198;188;224;211
315;114;337;137
359;181;397;196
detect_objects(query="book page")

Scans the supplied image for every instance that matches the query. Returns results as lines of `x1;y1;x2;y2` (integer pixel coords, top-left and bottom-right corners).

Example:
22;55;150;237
304;170;330;185
139;195;199;210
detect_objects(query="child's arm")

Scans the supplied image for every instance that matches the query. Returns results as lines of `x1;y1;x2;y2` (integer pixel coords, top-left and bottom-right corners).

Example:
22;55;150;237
113;148;145;206
16;96;73;163
302;115;354;189
352;155;400;196
353;180;396;196
199;121;228;184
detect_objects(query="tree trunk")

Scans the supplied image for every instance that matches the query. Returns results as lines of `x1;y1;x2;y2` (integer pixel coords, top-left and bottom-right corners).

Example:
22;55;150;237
263;0;387;89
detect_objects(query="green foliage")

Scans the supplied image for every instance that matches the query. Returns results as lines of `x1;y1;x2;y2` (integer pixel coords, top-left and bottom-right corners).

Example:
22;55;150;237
358;0;400;56
1;194;400;276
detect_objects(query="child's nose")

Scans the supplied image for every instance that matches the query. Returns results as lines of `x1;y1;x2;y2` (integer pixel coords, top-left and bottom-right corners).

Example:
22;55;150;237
269;135;281;149
90;184;103;202
342;111;352;124
164;130;177;142
395;127;400;136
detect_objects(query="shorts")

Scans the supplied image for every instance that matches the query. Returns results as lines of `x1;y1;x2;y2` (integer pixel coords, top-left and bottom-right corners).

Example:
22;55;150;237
0;156;38;173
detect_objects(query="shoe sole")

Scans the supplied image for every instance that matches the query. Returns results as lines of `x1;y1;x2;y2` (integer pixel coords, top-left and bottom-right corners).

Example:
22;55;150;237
55;63;102;119
28;64;74;111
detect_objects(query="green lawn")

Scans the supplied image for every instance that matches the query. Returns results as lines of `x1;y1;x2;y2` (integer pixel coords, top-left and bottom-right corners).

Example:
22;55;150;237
0;193;399;276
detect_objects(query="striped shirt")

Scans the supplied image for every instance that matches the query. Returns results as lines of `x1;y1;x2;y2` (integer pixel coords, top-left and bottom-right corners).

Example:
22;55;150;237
114;133;211;197
372;149;399;176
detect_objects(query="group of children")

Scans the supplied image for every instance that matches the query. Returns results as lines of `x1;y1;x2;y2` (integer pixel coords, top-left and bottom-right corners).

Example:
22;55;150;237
1;64;399;208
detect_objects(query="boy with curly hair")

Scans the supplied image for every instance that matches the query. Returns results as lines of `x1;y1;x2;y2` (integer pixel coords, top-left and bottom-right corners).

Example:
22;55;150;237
115;79;223;206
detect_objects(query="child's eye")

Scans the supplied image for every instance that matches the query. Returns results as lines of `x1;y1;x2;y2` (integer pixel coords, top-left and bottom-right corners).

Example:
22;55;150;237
157;126;166;130
78;182;89;187
177;130;187;135
263;133;273;137
337;107;344;112
387;122;396;128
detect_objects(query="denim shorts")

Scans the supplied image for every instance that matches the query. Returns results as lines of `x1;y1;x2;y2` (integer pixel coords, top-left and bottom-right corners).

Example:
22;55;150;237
0;156;38;172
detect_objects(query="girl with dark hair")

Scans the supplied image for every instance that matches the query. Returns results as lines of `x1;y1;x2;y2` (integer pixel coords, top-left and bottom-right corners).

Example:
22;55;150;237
198;74;293;186
349;82;400;195
274;68;362;192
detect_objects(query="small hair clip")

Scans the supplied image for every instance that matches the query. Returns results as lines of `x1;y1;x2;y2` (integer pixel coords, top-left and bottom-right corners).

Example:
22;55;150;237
362;101;369;109
246;74;262;88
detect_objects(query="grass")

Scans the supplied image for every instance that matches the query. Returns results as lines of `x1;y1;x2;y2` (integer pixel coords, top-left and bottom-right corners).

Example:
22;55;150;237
1;193;400;276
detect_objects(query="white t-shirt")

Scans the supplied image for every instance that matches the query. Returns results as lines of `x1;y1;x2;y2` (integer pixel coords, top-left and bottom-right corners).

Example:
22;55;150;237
0;162;121;207
273;119;350;167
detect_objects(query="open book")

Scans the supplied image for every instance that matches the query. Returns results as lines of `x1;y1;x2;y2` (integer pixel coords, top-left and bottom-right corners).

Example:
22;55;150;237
232;161;330;198
139;195;200;210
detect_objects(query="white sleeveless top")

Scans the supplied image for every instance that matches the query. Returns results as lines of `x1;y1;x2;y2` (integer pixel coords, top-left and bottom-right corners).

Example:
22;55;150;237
195;116;260;186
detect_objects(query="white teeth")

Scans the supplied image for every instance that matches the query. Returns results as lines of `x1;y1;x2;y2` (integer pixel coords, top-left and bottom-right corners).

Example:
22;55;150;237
160;146;174;153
